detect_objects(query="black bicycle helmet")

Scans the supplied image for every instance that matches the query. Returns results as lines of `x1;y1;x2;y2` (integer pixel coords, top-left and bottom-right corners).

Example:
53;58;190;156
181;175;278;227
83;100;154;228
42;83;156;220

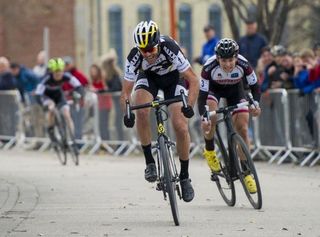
215;38;239;58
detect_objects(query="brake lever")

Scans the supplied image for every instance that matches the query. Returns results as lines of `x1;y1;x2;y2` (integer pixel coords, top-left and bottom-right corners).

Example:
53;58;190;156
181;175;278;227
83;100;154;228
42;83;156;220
180;89;188;108
126;100;131;119
203;105;210;122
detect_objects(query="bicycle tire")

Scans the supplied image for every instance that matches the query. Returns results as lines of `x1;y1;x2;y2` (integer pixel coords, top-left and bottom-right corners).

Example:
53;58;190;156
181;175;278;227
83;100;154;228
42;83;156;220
159;136;180;226
214;131;236;207
231;134;262;209
66;122;79;166
55;115;67;166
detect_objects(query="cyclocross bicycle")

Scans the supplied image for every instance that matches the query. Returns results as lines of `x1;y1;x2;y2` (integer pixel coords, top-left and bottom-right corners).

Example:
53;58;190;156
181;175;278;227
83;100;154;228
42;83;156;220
51;102;79;166
205;95;262;209
126;90;189;226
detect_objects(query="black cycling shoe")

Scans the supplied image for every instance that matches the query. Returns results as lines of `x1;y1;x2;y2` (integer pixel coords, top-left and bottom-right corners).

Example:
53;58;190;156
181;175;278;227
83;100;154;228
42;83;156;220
144;163;157;182
180;178;195;202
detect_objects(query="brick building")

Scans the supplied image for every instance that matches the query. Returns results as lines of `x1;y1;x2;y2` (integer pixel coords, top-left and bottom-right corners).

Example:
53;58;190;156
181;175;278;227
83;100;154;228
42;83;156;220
0;0;75;67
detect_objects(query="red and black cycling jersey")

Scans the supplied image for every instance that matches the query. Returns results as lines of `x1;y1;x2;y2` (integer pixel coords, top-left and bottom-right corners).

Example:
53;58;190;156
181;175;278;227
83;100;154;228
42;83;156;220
124;35;190;82
198;54;261;115
35;72;82;104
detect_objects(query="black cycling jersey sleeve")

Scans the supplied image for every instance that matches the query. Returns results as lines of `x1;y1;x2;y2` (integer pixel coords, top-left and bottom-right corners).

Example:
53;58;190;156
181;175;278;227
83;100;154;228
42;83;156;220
249;83;261;102
197;90;209;116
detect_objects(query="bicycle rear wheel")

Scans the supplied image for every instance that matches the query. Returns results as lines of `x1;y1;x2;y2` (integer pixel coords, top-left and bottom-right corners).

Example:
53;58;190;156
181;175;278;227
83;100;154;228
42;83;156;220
213;130;236;207
159;136;180;226
231;134;262;209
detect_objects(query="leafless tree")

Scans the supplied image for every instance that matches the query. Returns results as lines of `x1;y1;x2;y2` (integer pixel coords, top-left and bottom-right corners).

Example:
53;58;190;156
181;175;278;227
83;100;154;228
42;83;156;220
221;0;317;45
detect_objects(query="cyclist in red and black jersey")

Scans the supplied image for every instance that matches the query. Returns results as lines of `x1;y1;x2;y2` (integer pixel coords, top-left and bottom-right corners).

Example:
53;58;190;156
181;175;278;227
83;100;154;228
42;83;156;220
120;20;199;202
197;38;261;193
35;58;84;144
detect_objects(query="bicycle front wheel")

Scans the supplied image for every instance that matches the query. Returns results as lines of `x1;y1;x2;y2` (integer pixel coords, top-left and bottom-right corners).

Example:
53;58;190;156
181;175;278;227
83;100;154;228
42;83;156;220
159;136;180;226
66;123;79;166
214;133;236;207
55;118;67;166
231;134;262;209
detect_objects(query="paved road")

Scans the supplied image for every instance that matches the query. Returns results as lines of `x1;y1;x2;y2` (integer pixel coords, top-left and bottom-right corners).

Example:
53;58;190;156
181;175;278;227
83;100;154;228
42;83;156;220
0;149;320;237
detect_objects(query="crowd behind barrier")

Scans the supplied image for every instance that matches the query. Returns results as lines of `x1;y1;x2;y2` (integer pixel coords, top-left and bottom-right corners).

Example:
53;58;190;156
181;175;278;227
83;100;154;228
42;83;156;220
0;88;319;167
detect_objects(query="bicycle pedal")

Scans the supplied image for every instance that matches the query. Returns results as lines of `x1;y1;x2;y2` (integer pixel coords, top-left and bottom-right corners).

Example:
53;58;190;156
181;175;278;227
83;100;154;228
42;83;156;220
156;182;163;191
210;173;219;182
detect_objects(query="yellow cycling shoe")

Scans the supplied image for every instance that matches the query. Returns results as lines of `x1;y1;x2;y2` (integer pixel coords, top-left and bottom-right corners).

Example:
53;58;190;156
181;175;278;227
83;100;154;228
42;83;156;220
244;175;257;194
203;149;221;172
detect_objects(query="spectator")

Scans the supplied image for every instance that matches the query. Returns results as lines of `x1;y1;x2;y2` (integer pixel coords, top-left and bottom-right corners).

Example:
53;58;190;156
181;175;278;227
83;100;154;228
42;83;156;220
62;56;89;140
62;56;89;91
0;57;17;90
293;52;320;94
33;50;47;78
313;42;320;64
193;25;219;65
89;64;112;140
10;62;39;103
300;48;317;70
261;45;287;92
256;46;273;85
238;19;268;69
279;52;295;89
100;49;124;141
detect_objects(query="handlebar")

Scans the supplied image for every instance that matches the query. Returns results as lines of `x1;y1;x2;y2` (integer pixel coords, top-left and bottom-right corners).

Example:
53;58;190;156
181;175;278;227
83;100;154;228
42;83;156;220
204;93;258;119
126;90;188;117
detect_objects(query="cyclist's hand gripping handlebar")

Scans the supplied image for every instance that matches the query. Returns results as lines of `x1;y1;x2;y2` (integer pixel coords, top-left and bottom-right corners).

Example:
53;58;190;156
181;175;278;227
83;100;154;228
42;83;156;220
180;90;194;118
123;100;135;128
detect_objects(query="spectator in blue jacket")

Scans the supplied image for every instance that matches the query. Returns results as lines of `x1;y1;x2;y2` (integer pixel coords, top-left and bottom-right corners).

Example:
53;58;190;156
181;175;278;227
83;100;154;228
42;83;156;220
0;57;17;90
10;63;40;103
193;25;219;65
238;19;267;69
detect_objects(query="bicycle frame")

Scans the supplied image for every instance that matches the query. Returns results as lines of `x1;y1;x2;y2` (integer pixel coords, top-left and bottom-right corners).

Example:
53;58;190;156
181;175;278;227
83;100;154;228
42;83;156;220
215;110;238;178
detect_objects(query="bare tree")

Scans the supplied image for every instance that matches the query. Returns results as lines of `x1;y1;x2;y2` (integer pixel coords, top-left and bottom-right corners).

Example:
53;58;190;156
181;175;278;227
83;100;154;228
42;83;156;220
221;0;315;45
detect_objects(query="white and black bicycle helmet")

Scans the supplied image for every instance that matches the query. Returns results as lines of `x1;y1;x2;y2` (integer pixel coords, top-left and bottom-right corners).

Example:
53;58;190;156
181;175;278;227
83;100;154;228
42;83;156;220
133;20;160;50
215;38;239;58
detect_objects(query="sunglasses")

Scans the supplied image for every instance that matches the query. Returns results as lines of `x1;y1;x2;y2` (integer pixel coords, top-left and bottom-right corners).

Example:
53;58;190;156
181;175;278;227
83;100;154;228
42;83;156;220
139;45;158;54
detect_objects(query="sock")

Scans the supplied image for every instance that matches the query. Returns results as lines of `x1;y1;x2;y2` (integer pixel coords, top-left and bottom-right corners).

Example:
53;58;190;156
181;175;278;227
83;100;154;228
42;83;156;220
204;138;215;151
179;159;189;180
142;144;155;165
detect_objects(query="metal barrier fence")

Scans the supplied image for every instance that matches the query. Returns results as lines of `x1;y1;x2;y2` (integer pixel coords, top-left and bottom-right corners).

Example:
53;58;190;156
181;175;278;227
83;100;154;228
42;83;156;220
0;89;319;167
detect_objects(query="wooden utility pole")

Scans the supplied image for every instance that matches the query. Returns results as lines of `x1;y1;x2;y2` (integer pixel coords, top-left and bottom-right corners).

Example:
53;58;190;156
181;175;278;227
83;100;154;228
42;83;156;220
169;0;177;39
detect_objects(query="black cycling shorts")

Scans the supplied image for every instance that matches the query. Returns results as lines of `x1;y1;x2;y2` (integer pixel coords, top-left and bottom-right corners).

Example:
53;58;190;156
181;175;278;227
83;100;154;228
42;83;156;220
208;82;246;107
134;70;187;100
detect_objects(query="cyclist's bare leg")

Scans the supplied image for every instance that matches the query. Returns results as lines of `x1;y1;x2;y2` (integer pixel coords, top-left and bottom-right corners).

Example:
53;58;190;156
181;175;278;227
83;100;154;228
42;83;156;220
168;102;190;161
232;111;250;160
203;99;218;140
133;89;154;146
46;100;55;127
61;105;74;134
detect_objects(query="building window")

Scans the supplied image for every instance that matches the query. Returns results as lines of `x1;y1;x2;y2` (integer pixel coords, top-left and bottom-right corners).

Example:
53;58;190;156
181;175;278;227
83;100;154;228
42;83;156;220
138;4;152;22
108;5;123;67
178;4;192;61
209;4;222;38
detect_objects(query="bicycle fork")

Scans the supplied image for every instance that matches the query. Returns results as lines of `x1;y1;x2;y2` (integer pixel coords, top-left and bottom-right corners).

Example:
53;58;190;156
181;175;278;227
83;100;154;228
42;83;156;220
154;139;182;200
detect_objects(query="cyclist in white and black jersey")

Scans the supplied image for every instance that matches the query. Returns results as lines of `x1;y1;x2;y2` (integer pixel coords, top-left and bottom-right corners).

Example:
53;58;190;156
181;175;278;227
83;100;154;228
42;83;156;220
121;20;199;202
35;58;84;145
197;38;261;193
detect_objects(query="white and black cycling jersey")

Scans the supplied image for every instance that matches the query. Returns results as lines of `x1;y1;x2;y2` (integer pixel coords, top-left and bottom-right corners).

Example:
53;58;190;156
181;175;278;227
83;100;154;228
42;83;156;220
124;36;190;82
200;54;258;93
